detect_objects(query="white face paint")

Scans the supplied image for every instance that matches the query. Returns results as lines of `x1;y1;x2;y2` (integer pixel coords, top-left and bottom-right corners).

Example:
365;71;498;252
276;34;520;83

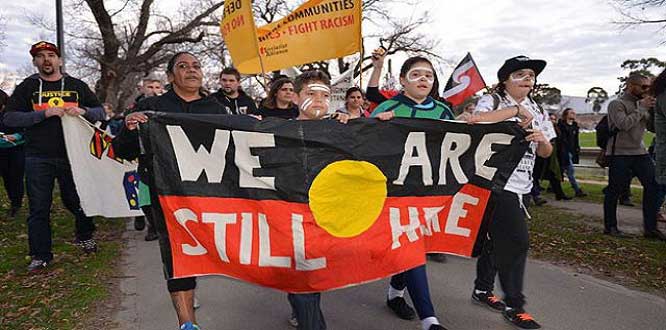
307;83;331;93
301;97;314;112
406;67;435;84
509;70;536;83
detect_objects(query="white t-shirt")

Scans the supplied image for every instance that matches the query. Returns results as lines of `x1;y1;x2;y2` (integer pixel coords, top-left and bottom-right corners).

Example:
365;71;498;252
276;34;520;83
475;93;556;195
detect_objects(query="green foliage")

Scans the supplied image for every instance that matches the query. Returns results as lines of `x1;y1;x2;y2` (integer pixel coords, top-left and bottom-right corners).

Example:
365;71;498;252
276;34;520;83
617;57;666;93
533;83;562;106
585;87;609;113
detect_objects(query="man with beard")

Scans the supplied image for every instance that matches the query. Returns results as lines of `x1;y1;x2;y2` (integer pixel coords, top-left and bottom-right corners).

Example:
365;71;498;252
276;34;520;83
2;41;105;272
211;67;257;115
603;73;665;241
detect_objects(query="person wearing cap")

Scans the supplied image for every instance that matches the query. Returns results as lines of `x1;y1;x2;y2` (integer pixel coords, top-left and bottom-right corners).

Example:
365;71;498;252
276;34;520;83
2;41;105;273
466;56;555;329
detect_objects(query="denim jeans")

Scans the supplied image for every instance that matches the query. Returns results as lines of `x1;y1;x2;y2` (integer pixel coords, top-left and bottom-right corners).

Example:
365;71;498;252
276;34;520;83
25;157;96;261
563;152;581;193
288;293;327;330
389;265;436;319
0;146;25;208
603;155;657;232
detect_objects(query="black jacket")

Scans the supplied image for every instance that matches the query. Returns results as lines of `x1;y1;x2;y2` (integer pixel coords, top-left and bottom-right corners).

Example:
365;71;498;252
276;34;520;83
211;90;257;115
557;119;580;164
112;89;228;186
2;74;103;158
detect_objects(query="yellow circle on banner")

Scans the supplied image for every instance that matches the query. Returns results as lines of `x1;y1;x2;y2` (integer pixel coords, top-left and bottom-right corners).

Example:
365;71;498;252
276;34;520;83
309;160;387;238
48;97;64;108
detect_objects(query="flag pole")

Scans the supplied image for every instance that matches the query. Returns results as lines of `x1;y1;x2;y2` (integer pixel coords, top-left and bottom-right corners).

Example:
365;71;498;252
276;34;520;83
358;3;363;89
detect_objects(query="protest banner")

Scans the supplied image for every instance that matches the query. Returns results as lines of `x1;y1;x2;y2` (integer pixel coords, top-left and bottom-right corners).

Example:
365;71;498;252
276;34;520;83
143;114;527;292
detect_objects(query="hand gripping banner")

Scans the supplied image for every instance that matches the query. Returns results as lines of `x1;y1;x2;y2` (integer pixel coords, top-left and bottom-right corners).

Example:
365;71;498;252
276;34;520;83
142;114;527;292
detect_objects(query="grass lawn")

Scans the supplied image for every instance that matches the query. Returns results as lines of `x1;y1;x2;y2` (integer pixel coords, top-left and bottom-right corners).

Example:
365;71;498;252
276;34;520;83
549;180;644;205
0;188;125;329
529;205;666;294
579;131;654;148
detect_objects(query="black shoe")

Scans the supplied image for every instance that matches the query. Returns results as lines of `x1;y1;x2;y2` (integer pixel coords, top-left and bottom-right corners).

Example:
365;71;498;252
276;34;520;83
603;227;628;238
533;197;547;206
8;206;20;218
77;238;98;254
145;229;159;241
503;308;541;329
386;296;416;320
27;258;49;273
619;199;635;207
575;190;588;197
472;290;506;312
644;229;666;241
427;253;447;263
556;195;572;201
134;216;146;231
429;325;449;330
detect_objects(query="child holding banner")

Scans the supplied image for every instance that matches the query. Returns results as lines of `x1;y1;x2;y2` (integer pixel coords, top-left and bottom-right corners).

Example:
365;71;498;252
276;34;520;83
286;70;349;330
467;56;554;329
371;56;453;330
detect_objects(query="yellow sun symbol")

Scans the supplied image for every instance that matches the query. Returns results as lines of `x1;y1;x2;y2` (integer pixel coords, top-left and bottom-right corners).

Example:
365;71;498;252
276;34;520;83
48;97;64;108
308;160;387;238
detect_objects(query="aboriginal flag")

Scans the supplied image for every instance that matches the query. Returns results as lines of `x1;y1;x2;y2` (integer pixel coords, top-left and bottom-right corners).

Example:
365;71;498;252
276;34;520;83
142;114;527;292
442;53;487;106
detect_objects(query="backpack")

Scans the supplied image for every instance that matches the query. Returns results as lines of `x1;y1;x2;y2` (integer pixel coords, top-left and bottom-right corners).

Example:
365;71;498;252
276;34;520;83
594;115;617;149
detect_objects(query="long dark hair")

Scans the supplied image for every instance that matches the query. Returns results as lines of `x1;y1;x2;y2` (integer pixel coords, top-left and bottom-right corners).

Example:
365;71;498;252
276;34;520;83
166;51;197;74
651;68;666;97
261;77;295;109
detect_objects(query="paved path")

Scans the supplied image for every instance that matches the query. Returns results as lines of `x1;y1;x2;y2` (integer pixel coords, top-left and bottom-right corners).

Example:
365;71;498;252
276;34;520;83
113;214;666;330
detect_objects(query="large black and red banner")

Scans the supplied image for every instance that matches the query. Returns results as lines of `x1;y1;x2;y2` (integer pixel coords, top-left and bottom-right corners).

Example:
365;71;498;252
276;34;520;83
143;114;527;293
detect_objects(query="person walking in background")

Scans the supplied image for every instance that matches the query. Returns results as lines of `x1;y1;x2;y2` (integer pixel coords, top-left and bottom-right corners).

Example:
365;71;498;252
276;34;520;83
254;77;299;119
603;73;665;241
337;87;367;118
2;41;105;272
557;108;587;197
650;68;666;225
0;88;26;219
211;67;257;115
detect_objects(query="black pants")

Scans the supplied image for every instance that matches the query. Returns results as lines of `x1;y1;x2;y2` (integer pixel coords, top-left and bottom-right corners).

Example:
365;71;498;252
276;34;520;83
603;155;657;232
533;156;566;199
25;157;96;261
474;190;529;309
288;293;327;330
0;146;25;209
389;265;435;319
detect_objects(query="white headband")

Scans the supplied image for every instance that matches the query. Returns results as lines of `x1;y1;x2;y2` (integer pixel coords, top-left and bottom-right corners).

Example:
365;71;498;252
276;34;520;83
308;83;331;93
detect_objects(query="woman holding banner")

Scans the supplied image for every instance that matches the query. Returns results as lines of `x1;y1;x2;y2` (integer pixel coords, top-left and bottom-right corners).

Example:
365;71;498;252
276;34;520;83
113;51;230;330
467;56;553;330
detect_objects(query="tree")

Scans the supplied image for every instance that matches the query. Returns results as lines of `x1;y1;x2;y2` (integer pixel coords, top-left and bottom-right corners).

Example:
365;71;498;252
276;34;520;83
532;84;562;106
30;0;225;111
616;57;666;93
613;0;666;33
585;87;609;113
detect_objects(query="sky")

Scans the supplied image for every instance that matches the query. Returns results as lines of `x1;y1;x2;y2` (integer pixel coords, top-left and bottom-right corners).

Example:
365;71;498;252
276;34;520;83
0;0;664;96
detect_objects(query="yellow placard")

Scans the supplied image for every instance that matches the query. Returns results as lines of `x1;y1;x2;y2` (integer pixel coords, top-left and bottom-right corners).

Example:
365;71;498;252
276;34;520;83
222;0;362;74
220;0;263;73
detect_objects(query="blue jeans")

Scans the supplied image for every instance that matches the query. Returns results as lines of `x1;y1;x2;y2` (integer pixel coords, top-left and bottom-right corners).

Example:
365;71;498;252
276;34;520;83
563;152;581;193
389;265;436;319
25;157;96;261
603;155;657;232
288;293;326;330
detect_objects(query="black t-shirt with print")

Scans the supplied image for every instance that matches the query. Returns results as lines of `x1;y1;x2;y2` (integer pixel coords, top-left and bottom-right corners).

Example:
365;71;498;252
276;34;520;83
5;75;101;158
254;104;299;119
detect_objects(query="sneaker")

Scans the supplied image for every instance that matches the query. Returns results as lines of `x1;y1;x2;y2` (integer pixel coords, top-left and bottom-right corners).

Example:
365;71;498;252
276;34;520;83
428;325;449;330
288;312;298;328
179;322;201;330
134;216;146;231
575;190;588;198
77;238;98;254
503;308;541;329
556;195;572;201
27;258;49;272
644;229;666;241
619;199;635;207
193;297;201;310
533;197;547;206
386;296;416;320
472;290;506;312
603;227;629;238
145;229;159;241
427;253;447;263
